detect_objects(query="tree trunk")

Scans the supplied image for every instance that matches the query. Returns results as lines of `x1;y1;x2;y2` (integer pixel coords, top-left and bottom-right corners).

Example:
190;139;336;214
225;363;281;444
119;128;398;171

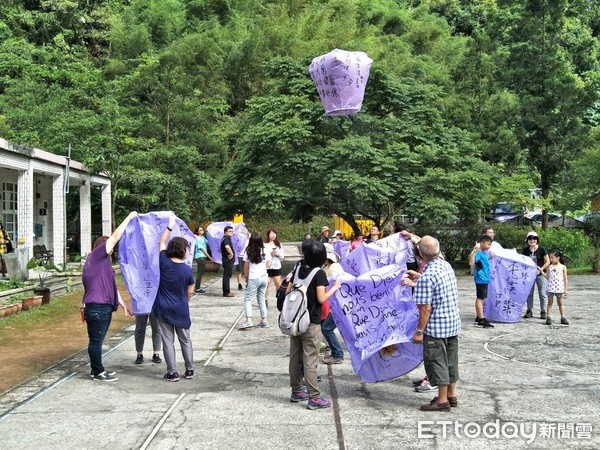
334;211;361;236
540;142;551;231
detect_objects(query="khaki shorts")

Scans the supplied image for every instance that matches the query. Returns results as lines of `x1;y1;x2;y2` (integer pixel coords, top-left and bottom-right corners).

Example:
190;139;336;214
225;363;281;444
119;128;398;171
423;334;459;386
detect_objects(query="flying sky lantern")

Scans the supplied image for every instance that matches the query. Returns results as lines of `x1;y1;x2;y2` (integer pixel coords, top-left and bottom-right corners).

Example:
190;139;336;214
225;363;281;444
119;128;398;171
309;49;373;116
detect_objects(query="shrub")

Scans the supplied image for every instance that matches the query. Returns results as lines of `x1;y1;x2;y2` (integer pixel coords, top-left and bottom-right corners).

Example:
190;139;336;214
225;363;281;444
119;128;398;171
536;228;591;266
243;214;334;242
583;214;600;270
0;277;28;292
412;223;592;265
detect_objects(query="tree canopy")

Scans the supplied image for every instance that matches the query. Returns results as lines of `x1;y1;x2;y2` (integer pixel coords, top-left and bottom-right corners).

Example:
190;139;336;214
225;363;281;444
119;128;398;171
0;0;598;228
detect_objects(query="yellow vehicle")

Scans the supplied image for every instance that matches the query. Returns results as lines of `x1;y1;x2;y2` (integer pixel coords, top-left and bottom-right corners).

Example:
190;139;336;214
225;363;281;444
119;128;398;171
334;215;374;239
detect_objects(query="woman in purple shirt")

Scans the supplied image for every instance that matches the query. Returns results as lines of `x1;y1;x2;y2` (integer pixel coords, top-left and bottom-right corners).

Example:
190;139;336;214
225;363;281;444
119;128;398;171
82;212;136;382
152;214;195;382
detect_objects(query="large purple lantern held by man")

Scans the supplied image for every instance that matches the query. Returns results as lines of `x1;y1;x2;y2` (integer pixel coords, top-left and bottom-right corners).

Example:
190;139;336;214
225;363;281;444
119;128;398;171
309;49;373;116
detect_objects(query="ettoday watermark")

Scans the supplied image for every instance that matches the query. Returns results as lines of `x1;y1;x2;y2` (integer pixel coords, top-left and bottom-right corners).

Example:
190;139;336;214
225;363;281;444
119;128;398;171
417;420;593;443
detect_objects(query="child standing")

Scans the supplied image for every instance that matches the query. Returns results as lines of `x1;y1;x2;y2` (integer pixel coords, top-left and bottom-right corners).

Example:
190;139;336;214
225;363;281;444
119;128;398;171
545;250;569;325
469;235;494;328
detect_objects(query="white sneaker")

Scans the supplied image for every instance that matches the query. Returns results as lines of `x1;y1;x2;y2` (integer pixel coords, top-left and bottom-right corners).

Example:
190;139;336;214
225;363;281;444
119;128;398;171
239;320;253;329
415;382;438;393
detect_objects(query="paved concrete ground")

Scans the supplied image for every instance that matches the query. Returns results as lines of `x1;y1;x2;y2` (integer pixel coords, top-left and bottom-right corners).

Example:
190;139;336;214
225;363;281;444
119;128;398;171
0;272;598;449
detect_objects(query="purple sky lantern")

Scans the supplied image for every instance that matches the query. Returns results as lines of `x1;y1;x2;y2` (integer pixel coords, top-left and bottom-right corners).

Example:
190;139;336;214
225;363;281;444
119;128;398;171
329;263;423;383
118;211;195;315
206;222;249;265
309;49;373;116
328;233;423;383
484;249;538;323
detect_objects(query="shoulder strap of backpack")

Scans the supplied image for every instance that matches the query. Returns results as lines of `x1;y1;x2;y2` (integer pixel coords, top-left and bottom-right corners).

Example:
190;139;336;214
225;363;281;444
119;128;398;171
297;267;320;288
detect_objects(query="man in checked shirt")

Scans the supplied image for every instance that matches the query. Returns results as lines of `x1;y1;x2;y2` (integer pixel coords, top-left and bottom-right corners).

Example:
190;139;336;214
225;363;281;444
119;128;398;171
405;236;461;412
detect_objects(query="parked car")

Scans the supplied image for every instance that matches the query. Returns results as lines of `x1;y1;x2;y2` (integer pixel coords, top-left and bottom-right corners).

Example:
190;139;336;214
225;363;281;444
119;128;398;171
576;212;600;223
488;203;525;223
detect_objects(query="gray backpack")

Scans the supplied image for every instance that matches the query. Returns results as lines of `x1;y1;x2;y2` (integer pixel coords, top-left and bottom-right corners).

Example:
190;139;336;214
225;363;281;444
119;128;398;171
278;265;320;336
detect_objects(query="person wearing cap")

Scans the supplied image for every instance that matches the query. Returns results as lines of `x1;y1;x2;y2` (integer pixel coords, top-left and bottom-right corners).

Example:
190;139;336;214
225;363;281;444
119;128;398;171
522;231;550;319
321;244;345;365
330;230;343;242
317;226;331;244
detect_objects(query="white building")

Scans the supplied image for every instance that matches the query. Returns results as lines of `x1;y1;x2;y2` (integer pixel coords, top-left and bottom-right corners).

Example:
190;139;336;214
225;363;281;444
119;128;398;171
0;138;111;279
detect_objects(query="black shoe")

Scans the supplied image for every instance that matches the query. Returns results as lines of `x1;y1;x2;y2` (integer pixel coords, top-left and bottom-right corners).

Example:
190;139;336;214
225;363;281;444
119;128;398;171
561;317;569;325
90;370;116;378
152;354;162;364
477;318;494;328
540;311;547;319
198;288;206;293
184;369;194;379
93;371;118;382
524;309;533;319
483;319;494;328
546;317;552;325
412;377;427;387
135;354;144;364
164;372;180;382
194;289;202;293
238;283;243;290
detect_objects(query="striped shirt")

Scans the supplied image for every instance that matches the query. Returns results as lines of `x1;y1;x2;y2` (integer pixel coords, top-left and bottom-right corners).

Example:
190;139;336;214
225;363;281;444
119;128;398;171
414;257;461;338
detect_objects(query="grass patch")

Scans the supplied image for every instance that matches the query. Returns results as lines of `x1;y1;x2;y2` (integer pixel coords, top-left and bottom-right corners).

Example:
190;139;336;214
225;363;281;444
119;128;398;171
567;266;596;275
0;291;82;330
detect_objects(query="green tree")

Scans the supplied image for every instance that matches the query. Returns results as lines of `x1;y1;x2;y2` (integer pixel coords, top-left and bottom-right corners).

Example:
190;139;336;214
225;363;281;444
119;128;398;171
495;0;599;229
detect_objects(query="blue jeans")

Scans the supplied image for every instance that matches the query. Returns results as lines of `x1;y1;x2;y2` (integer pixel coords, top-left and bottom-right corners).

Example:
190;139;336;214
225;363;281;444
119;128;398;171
527;274;548;312
84;303;113;375
244;276;267;319
321;313;344;359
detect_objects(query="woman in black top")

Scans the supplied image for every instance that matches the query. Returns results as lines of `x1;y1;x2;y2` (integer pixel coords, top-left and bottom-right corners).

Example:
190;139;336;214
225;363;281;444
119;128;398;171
287;239;341;410
522;231;550;319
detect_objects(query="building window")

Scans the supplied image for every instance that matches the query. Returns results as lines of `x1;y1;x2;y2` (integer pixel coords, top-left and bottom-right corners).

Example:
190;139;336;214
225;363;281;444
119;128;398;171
2;182;18;241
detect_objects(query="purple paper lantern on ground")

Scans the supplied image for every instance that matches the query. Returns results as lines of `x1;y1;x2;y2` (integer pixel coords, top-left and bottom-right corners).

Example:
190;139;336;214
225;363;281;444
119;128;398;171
309;48;373;116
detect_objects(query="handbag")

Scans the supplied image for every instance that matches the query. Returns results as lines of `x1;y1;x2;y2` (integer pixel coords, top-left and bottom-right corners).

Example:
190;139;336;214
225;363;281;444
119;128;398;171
6;240;13;253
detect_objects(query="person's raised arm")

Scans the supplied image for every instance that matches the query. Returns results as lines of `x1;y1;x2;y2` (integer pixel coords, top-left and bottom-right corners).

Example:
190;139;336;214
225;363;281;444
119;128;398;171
106;211;138;255
159;214;176;252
